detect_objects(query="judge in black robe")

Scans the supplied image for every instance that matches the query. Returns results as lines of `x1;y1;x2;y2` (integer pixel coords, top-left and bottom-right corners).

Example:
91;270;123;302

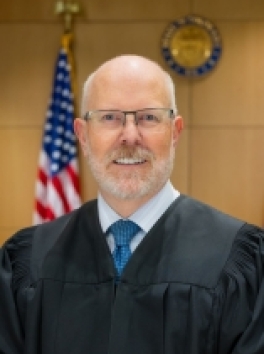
1;54;264;354
0;196;264;354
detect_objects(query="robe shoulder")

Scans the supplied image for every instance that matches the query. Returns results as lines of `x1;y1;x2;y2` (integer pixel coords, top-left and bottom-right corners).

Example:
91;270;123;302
2;200;98;286
123;196;263;288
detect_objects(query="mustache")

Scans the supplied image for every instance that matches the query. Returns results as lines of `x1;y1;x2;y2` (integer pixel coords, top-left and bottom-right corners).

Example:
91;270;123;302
107;146;154;162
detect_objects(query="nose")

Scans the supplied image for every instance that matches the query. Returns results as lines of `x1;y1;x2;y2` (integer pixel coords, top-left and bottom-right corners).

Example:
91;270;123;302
120;114;141;145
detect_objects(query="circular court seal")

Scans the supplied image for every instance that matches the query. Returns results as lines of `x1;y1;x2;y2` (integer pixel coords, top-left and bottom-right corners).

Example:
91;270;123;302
161;15;222;77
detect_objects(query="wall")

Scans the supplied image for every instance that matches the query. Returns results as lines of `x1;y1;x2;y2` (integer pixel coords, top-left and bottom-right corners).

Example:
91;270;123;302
1;0;264;244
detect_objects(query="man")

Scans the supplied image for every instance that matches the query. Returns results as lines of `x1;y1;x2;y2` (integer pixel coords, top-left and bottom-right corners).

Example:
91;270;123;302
0;55;264;354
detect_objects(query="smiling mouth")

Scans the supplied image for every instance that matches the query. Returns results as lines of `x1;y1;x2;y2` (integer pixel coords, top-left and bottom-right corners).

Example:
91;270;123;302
114;158;146;165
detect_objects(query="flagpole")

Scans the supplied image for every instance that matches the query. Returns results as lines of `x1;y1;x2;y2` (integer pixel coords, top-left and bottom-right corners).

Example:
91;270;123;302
55;0;81;116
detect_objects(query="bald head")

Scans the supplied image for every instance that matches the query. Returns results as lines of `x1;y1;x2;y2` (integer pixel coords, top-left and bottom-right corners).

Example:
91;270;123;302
81;55;177;116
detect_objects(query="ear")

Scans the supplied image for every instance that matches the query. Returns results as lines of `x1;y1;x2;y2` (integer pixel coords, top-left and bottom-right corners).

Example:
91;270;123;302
172;116;183;147
74;118;89;156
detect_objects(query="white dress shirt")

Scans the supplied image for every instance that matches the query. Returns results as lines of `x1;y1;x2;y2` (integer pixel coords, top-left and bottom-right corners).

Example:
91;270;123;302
98;181;180;253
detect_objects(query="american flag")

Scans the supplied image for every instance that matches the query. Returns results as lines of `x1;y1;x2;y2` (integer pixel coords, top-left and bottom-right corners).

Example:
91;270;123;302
33;34;81;224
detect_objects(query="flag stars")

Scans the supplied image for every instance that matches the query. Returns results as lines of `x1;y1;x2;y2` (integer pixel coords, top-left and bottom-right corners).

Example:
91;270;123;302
56;126;64;134
55;138;63;147
57;73;64;81
51;163;59;173
61;101;67;109
47;110;52;118
58;58;66;67
62;89;69;97
65;130;74;140
67;105;73;113
61;155;68;163
44;135;52;143
70;146;76;154
63;142;70;151
45;122;52;131
52;150;61;159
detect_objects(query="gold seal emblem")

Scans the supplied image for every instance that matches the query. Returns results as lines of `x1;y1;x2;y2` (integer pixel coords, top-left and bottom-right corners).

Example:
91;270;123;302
161;15;222;77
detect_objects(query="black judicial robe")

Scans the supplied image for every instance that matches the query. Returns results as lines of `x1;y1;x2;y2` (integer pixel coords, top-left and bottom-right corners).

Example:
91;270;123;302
1;195;264;354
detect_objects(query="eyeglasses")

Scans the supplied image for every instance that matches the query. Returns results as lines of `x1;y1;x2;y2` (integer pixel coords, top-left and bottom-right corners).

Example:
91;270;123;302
83;108;175;130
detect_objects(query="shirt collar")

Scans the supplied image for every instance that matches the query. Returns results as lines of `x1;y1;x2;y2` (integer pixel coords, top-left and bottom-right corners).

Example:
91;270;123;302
98;181;179;233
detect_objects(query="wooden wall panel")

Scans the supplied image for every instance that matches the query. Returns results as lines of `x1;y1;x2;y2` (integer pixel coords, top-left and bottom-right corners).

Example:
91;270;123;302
0;0;55;21
0;24;61;127
87;0;190;20
190;128;264;226
10;0;248;22
170;128;189;194
193;0;264;19
0;0;190;21
0;129;42;244
192;22;264;127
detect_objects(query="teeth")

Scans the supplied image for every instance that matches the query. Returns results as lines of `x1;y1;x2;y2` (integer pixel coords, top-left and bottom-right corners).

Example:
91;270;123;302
115;158;145;165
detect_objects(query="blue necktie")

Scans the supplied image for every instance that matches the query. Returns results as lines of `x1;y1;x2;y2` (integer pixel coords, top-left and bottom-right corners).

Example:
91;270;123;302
109;220;140;277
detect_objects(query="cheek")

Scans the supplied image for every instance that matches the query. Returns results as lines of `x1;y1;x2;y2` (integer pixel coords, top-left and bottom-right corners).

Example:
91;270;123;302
146;131;174;158
87;130;116;157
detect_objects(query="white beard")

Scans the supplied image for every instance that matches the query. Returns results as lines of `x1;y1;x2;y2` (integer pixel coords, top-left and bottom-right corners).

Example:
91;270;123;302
86;144;175;200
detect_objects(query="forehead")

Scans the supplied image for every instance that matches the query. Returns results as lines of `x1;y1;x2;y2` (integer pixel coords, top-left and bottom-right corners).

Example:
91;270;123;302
85;60;171;109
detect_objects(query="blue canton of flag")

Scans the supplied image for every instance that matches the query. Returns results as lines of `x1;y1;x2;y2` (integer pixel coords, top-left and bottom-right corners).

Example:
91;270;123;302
44;50;76;175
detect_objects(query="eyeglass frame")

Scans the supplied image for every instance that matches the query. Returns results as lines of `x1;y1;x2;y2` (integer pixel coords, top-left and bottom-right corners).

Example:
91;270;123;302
83;108;175;127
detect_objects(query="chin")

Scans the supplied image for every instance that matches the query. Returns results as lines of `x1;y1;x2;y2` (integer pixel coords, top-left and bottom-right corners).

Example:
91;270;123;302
99;175;163;201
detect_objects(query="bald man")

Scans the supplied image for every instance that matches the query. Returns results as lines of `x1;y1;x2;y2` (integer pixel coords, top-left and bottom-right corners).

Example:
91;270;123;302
1;55;264;354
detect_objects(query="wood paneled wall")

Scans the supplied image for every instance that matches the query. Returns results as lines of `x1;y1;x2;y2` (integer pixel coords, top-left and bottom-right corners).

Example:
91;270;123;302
1;0;264;244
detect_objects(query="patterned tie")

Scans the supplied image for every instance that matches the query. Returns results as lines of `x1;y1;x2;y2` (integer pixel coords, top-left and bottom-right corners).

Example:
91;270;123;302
109;220;140;277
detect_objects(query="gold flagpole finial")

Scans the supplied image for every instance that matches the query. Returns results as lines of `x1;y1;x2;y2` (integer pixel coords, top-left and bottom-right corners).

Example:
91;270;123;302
55;0;80;32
